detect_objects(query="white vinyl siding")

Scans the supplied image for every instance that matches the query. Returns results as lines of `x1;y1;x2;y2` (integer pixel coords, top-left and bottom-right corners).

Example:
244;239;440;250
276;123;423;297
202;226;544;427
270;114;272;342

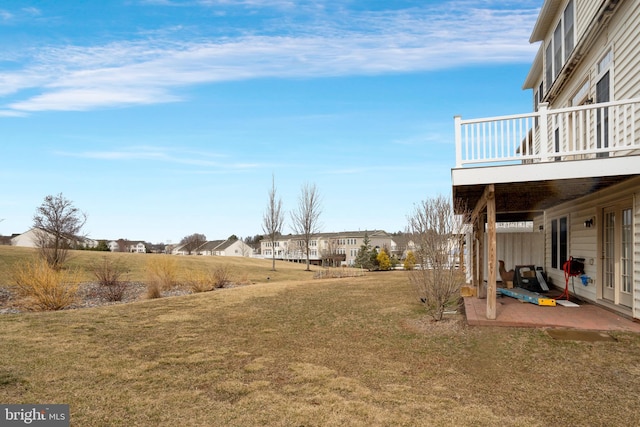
545;177;640;314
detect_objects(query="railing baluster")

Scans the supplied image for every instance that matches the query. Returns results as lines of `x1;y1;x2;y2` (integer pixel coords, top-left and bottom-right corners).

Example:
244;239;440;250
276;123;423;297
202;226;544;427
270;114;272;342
454;98;640;166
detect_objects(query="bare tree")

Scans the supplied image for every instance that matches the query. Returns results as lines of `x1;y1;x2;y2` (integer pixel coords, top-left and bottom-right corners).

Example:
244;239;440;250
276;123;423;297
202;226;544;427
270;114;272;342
33;193;87;270
262;175;285;271
407;195;470;321
180;233;207;255
290;183;322;271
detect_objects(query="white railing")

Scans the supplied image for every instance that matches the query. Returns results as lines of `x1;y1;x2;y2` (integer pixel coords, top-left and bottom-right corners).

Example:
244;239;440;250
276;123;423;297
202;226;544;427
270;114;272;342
454;99;640;167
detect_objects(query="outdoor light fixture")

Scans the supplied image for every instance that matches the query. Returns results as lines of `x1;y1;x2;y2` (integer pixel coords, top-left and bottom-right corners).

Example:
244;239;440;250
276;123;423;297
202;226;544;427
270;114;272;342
584;217;594;228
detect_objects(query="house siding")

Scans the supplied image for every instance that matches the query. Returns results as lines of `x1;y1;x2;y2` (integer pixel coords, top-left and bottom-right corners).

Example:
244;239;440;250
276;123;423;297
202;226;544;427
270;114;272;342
542;1;640;108
609;1;640;101
482;232;544;282
544;176;640;316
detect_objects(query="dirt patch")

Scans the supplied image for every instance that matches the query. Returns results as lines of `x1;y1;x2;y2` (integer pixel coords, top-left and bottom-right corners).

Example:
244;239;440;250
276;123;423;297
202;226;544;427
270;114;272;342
546;329;616;342
403;314;467;335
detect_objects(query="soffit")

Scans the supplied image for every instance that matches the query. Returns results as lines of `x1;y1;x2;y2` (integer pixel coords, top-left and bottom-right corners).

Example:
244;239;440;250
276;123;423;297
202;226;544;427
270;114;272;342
453;175;634;222
530;0;563;43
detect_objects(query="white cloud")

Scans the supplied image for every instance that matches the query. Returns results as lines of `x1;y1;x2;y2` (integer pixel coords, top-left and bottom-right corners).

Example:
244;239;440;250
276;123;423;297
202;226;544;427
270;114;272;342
0;1;539;114
54;146;260;170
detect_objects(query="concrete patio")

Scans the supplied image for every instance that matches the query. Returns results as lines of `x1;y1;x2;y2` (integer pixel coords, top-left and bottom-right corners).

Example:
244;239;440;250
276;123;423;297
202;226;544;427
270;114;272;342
464;293;640;333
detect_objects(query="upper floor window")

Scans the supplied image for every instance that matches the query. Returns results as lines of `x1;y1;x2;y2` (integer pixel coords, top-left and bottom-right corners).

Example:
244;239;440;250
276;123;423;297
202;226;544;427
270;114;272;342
545;0;574;92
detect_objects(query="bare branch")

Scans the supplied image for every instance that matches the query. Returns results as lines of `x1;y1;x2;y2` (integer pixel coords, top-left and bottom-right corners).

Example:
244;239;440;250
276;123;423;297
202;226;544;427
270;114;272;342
262;175;285;271
290;183;323;271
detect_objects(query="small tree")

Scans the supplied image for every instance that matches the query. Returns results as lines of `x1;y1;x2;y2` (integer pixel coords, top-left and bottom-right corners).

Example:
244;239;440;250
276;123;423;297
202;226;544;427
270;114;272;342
407;195;470;321
262;175;285;271
33;193;87;270
180;233;207;255
403;251;417;270
376;248;391;271
354;233;375;270
290;183;322;271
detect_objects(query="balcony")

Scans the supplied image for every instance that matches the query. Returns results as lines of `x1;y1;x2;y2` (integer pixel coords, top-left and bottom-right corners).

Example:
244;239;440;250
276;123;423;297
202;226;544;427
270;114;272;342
454;99;640;168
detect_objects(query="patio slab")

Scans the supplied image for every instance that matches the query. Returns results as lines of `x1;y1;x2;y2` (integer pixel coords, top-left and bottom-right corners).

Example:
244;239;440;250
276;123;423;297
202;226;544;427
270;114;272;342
464;294;640;332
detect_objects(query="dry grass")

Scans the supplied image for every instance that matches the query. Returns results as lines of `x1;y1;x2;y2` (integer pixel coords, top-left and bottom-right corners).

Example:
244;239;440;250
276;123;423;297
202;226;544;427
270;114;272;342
1;247;640;425
9;258;80;310
0;246;320;288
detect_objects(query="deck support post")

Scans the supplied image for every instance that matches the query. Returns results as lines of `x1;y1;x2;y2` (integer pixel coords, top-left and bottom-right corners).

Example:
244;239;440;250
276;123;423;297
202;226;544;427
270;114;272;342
486;185;497;320
470;184;496;319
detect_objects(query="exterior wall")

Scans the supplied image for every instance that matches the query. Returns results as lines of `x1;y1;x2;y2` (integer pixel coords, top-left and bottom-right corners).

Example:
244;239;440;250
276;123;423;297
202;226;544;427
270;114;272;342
11;229;39;248
217;240;253;257
482;232;544;282
544;1;640;109
543;176;640;316
260;231;395;266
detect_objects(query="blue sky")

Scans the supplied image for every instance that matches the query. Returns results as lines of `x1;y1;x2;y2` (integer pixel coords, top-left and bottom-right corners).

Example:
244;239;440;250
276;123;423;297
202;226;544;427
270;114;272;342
0;0;541;244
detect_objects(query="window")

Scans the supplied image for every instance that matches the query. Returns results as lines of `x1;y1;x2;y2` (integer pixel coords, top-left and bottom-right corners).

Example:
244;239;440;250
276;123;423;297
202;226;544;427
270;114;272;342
596;50;612;157
545;0;574;91
545;43;553;92
563;0;574;61
553;22;562;79
551;217;568;269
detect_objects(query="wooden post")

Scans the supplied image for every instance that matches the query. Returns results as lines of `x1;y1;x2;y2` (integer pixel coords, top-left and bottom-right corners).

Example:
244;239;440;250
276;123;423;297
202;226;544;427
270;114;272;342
478;213;485;299
472;221;478;292
486;184;497;320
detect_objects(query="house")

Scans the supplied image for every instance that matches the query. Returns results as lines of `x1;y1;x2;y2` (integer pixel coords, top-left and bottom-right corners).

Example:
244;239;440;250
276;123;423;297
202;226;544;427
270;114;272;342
207;239;254;257
261;230;396;266
173;238;254;257
451;0;640;320
10;228;42;248
108;240;147;253
11;228;96;249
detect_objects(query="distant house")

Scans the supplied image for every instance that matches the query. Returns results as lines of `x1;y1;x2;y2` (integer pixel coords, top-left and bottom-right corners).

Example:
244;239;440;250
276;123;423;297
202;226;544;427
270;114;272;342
209;239;254;257
172;238;254;257
10;228;94;249
261;230;396;266
452;0;640;320
196;240;225;256
108;240;147;253
10;228;42;248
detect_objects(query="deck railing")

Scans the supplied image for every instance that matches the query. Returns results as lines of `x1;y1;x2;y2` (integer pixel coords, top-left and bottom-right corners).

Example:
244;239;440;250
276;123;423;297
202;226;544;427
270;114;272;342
454;98;640;168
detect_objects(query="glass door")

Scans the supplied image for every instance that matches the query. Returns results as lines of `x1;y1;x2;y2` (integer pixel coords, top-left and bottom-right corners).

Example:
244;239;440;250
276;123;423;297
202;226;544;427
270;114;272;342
602;204;633;308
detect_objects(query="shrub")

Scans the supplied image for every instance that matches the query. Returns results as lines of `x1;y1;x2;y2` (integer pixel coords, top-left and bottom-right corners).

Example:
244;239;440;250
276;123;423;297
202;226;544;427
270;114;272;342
11;259;80;310
212;265;232;289
185;270;215;293
184;265;232;293
145;257;179;299
404;251;416;271
376;249;391;271
92;257;129;302
407;195;470;321
409;268;465;321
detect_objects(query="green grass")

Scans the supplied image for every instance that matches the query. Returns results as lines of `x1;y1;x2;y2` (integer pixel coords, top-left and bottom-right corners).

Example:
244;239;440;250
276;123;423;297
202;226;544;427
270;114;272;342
1;247;640;426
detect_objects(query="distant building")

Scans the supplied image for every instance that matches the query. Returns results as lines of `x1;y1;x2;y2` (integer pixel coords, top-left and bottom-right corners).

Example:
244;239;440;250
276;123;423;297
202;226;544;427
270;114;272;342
261;230;396;266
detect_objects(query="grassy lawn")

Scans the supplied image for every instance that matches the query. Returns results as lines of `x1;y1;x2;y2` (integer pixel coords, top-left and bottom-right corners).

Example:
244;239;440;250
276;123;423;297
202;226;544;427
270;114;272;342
1;247;640;426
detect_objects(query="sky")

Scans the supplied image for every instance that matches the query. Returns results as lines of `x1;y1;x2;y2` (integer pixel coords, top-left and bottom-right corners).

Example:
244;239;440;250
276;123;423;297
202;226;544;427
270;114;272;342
0;0;542;244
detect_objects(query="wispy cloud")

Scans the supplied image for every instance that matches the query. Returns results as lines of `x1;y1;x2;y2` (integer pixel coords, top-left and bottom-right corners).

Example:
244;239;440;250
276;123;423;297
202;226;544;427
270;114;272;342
1;1;539;114
54;146;260;170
